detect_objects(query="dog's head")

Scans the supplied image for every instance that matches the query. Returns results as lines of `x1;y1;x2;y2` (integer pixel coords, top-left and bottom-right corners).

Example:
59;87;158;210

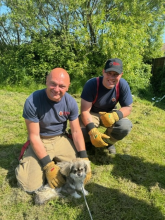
60;158;91;178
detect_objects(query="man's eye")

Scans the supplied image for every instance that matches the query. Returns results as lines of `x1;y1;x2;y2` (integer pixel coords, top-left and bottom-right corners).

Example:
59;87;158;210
60;86;65;89
51;83;56;86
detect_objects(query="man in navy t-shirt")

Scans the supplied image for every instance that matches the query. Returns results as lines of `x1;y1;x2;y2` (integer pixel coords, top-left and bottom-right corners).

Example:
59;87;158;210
15;68;91;194
80;58;133;154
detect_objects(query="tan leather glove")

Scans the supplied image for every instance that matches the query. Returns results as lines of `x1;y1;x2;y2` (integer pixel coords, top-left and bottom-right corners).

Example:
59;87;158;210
43;161;65;188
88;127;110;147
99;110;123;127
83;158;92;185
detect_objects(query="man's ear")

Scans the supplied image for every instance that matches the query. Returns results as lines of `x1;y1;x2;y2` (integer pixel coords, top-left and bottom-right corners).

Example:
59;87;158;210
102;69;105;74
45;75;49;86
66;83;70;91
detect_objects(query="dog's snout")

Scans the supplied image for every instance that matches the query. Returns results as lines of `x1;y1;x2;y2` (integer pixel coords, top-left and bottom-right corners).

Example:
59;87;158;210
77;168;84;177
77;172;82;177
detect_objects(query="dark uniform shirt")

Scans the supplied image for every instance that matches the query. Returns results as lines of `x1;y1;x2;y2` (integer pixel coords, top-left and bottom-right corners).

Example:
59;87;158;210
23;89;78;136
81;76;133;113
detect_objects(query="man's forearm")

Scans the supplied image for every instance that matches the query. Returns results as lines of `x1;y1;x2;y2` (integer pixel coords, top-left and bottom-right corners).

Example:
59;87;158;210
81;111;93;126
72;130;86;152
29;136;48;160
119;105;132;118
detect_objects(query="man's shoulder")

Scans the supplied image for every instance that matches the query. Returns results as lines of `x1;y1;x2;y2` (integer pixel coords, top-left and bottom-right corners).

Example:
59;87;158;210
86;77;98;84
119;78;130;88
27;89;45;99
83;77;99;90
64;92;74;100
63;93;77;104
119;78;128;84
25;89;46;107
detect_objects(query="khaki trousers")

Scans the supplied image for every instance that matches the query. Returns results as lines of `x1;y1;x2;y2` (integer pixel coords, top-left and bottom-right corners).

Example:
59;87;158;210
15;134;77;193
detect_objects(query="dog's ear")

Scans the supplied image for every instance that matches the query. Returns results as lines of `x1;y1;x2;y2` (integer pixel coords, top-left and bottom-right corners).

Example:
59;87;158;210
83;159;91;173
60;162;73;177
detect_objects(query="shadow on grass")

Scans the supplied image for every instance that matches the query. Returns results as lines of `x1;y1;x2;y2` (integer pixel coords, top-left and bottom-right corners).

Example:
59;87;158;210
0;143;21;187
87;145;165;190
1;143;165;191
137;88;165;111
0;144;165;219
111;154;165;190
76;183;165;220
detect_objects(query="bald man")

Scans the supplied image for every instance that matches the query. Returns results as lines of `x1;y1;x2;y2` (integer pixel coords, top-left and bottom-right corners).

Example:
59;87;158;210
15;68;90;194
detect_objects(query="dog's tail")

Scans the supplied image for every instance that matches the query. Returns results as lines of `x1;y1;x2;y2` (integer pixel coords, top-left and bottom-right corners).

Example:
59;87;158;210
34;185;63;205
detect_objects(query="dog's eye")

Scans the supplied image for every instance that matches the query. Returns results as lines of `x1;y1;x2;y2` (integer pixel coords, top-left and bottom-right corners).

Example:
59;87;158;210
78;168;84;172
73;169;77;174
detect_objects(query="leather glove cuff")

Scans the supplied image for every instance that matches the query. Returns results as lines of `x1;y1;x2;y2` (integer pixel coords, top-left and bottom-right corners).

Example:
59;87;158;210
40;155;51;167
86;122;95;133
78;150;88;158
114;110;123;120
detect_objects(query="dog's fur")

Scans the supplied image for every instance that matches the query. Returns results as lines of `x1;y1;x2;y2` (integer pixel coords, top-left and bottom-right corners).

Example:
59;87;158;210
35;158;90;205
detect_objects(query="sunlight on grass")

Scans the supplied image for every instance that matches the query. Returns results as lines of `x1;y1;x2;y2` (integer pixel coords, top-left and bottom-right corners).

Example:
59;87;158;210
0;89;165;220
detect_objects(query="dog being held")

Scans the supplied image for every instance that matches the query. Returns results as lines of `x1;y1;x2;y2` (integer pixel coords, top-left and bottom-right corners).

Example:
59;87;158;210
35;158;91;205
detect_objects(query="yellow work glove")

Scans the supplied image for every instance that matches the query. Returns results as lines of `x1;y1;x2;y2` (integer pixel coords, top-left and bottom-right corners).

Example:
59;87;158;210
83;158;92;185
88;127;110;147
43;161;65;188
99;110;123;128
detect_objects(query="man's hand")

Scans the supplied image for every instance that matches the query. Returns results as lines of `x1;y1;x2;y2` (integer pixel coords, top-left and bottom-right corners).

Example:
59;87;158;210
99;111;123;127
88;127;110;147
43;161;65;188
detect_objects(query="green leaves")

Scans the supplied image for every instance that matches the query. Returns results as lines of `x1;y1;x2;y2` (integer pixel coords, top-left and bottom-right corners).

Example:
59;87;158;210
0;0;165;94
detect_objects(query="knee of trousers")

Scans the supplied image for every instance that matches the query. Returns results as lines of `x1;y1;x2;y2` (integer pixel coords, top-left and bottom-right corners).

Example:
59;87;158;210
109;119;132;140
15;159;45;193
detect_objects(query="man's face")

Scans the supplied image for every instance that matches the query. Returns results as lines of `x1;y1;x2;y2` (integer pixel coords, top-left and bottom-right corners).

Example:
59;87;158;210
102;70;123;89
46;70;70;102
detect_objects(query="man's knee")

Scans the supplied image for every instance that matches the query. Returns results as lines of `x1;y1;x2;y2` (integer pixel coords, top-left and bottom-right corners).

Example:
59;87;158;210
15;159;45;193
117;118;132;133
108;119;132;140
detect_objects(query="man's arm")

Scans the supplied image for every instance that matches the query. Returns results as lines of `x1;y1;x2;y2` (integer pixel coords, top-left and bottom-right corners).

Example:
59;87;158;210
25;119;65;188
69;118;86;152
119;104;132;118
25;119;47;159
80;98;93;126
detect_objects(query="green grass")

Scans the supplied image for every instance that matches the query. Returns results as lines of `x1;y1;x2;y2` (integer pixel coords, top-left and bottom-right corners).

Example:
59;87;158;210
0;88;165;220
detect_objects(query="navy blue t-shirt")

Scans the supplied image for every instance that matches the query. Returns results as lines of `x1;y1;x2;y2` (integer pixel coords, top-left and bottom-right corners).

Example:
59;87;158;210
23;89;78;136
81;77;133;113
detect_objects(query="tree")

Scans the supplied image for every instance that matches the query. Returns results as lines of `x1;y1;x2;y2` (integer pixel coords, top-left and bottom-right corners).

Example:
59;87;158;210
0;0;165;94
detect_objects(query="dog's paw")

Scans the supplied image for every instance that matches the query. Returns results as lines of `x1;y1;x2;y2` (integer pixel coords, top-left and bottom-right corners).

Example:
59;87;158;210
71;191;81;199
83;189;89;196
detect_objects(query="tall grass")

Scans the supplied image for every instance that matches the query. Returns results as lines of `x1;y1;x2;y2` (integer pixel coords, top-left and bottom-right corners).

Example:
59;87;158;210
0;87;165;220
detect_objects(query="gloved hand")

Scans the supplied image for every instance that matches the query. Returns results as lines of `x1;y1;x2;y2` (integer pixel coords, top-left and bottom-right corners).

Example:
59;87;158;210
83;158;92;185
99;111;123;127
88;127;110;147
43;161;65;188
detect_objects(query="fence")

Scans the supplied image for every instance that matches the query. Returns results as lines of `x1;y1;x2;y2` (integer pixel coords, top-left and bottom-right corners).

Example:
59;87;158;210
152;57;165;75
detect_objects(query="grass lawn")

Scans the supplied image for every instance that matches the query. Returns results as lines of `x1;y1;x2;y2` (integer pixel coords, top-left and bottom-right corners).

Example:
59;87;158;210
0;88;165;220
